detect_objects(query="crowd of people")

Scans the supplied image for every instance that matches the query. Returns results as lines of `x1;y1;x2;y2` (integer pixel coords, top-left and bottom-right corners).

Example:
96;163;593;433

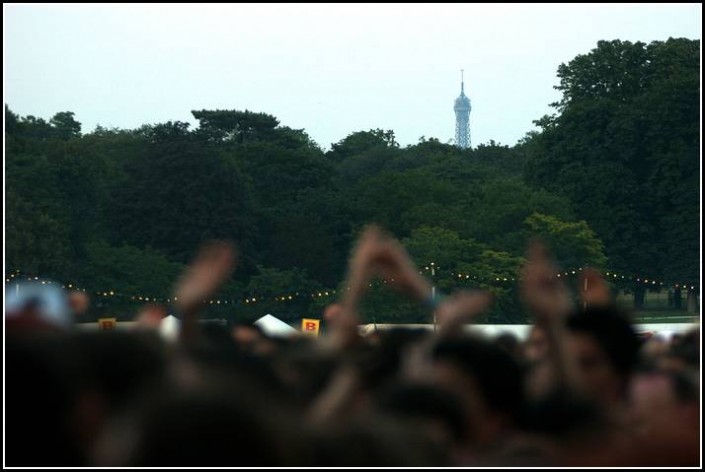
5;226;700;466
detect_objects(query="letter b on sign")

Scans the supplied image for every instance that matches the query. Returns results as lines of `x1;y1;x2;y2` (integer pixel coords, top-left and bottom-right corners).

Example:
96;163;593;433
98;318;117;330
301;318;320;336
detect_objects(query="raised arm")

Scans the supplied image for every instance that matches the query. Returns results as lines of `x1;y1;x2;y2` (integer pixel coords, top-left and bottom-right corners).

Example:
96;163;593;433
434;290;494;338
172;240;236;344
370;234;433;303
326;225;384;350
519;241;582;392
579;267;613;309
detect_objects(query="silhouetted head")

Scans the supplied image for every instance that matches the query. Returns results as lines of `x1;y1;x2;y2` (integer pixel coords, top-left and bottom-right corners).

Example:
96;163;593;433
374;382;468;447
432;335;525;445
565;306;640;407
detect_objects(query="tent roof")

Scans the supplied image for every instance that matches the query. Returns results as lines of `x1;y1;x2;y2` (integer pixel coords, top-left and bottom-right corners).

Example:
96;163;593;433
254;314;298;337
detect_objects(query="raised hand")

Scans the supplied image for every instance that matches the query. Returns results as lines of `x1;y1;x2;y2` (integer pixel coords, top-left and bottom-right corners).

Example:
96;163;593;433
172;240;236;342
579;267;613;308
520;240;582;392
369;234;433;302
519;241;573;326
435;290;494;337
134;303;167;330
328;226;385;349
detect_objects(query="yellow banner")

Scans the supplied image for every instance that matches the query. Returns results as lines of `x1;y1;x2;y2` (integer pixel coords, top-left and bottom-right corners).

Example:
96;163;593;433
98;318;117;330
301;318;320;336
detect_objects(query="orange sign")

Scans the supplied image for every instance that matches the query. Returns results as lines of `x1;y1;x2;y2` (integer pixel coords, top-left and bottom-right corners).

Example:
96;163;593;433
301;318;320;336
98;318;117;330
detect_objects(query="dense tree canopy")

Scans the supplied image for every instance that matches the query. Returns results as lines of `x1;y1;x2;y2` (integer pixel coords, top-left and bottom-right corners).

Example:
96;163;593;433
5;38;698;323
525;38;699;287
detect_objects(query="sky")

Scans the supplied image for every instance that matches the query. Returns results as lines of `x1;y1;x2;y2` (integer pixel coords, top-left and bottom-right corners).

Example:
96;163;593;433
3;3;702;150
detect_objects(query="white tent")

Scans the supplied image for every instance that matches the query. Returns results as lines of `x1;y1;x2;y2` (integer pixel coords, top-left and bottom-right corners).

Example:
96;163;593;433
159;314;181;342
254;314;298;338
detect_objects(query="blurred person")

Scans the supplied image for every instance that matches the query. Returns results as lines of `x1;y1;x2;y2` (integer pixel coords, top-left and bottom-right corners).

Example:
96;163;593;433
431;335;526;462
494;331;522;360
639;333;670;366
6;280;73;333
660;327;699;372
373;382;469;464
564;306;641;414
68;290;91;318
620;366;700;466
134;303;168;330
6;334;89;465
524;325;550;364
230;321;268;353
95;378;307;467
310;414;450;467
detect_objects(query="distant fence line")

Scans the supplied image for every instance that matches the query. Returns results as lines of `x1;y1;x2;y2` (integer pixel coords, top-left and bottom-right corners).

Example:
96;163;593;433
78;320;698;342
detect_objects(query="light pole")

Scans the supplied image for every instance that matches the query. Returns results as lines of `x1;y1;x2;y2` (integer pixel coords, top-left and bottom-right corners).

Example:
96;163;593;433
431;262;436;331
431;262;436;297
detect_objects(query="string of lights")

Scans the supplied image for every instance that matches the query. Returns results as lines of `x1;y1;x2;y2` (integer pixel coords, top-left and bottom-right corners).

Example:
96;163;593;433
5;265;699;307
418;265;697;291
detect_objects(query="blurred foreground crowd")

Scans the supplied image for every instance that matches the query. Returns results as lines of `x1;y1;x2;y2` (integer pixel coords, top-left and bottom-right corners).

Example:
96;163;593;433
5;227;700;466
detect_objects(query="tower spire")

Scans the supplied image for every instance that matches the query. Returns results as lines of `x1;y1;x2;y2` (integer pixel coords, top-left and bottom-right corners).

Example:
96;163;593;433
453;69;471;149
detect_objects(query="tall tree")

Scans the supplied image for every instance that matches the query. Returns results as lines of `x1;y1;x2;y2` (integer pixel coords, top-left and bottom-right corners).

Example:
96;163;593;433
522;212;607;270
49;111;82;140
113;121;258;267
525;38;699;287
192;109;279;143
328;129;399;161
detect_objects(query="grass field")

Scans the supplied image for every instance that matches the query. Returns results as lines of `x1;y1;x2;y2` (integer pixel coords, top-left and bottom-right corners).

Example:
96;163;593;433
633;314;699;323
614;290;699;323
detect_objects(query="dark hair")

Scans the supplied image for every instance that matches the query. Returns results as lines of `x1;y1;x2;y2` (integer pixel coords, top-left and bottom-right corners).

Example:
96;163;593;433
374;382;468;443
495;331;521;358
354;327;431;390
670;369;699;403
183;338;287;398
6;335;89;466
310;415;450;467
668;328;699;368
126;383;305;466
565;306;640;378
432;335;525;422
519;386;608;438
73;331;167;413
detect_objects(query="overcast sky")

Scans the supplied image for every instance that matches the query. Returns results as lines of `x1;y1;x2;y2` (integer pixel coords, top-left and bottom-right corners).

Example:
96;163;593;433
4;3;701;149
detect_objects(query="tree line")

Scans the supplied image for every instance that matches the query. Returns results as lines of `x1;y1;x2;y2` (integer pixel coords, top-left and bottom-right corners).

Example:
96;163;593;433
5;38;699;323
